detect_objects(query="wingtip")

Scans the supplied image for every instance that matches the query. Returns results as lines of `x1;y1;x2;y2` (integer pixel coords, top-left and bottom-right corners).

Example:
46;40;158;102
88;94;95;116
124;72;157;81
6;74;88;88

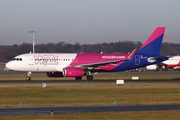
128;48;138;59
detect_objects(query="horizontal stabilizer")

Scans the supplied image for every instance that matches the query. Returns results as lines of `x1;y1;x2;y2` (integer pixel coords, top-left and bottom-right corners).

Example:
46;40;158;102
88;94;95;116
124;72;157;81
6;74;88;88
148;56;169;63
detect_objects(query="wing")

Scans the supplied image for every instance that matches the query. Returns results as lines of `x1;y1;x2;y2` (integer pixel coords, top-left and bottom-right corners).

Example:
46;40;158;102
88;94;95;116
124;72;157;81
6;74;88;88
68;49;138;69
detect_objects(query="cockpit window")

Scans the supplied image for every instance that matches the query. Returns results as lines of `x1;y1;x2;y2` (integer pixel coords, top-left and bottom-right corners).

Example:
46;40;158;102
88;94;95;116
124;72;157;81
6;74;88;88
12;58;22;61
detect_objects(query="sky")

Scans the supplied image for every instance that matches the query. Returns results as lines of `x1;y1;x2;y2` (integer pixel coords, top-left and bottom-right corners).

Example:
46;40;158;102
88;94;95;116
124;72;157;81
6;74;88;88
1;0;180;45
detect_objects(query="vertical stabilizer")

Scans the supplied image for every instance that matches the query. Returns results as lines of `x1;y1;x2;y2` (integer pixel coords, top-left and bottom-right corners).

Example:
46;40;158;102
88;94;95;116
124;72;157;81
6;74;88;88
136;27;165;56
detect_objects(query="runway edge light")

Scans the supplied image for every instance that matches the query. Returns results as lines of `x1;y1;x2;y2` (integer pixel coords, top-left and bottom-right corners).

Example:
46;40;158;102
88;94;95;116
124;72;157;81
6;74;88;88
50;110;54;116
42;83;46;88
114;100;116;105
19;102;22;107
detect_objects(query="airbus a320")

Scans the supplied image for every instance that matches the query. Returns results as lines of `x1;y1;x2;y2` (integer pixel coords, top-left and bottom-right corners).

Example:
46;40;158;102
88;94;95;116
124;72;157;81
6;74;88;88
5;27;168;80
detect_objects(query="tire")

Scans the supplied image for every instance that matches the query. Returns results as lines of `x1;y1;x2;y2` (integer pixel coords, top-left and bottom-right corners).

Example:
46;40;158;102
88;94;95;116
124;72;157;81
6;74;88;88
26;76;31;81
86;75;93;80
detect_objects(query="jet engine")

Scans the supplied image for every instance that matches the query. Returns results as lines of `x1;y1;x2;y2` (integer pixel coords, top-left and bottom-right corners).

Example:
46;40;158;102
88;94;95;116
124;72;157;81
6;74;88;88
63;68;85;77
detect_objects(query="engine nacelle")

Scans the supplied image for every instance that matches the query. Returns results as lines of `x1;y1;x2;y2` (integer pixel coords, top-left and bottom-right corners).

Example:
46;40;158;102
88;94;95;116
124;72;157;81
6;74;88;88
63;68;85;77
146;64;157;70
47;72;64;77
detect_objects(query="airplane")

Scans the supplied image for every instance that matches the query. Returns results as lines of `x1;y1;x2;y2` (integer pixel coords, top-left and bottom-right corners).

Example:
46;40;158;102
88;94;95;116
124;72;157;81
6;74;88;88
5;27;168;80
146;56;180;71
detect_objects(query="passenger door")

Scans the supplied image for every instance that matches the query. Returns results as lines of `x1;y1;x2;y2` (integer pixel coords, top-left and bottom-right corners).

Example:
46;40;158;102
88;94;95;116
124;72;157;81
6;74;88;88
28;55;34;65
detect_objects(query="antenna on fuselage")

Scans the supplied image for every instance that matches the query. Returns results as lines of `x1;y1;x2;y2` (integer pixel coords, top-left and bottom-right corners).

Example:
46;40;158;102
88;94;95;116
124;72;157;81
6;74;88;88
29;30;36;53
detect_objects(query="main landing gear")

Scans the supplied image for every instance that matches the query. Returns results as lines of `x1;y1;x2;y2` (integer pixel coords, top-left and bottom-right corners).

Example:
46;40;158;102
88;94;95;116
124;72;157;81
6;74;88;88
75;71;94;80
86;75;93;80
26;71;31;81
75;75;93;80
86;71;93;80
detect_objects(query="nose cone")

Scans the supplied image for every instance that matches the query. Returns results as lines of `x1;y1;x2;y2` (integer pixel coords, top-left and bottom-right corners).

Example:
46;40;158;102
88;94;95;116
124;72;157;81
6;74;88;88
5;62;14;70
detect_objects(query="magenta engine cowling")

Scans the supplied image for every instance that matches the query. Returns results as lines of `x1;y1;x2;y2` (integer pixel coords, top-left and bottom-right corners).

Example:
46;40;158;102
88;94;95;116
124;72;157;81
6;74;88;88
63;68;85;77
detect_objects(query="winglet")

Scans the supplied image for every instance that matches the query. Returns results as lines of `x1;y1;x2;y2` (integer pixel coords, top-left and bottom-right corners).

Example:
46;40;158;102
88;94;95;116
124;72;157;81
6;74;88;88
128;48;138;60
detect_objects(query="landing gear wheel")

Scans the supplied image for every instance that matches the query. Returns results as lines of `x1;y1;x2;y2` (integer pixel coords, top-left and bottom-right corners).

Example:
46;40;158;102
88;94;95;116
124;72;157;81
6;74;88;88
26;76;31;81
86;75;93;80
75;76;82;80
162;65;166;71
26;71;31;81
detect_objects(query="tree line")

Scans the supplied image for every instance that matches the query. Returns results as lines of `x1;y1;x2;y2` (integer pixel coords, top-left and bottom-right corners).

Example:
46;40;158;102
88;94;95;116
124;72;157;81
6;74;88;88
0;41;179;62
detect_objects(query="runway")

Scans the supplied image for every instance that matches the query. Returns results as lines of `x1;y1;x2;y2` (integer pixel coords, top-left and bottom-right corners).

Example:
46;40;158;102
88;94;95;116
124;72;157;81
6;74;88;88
1;79;180;84
1;104;180;116
1;70;180;84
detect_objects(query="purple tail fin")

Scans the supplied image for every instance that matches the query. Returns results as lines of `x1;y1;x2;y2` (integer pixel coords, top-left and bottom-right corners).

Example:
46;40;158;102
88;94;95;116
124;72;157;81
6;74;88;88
136;27;165;56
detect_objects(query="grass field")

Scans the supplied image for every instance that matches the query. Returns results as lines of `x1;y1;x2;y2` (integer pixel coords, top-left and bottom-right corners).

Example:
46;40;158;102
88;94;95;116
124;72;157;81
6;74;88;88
1;62;180;119
1;82;180;119
1;83;180;107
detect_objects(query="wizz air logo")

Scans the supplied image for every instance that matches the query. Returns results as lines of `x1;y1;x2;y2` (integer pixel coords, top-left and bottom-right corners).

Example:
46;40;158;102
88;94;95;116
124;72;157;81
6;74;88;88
34;55;59;66
102;56;126;59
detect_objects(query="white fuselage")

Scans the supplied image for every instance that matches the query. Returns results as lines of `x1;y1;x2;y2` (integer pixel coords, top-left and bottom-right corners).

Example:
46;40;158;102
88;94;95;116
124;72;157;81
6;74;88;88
6;53;77;72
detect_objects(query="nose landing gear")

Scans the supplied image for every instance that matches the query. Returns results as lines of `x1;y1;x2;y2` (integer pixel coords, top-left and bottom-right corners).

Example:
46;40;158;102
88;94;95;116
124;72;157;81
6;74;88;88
26;71;31;81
